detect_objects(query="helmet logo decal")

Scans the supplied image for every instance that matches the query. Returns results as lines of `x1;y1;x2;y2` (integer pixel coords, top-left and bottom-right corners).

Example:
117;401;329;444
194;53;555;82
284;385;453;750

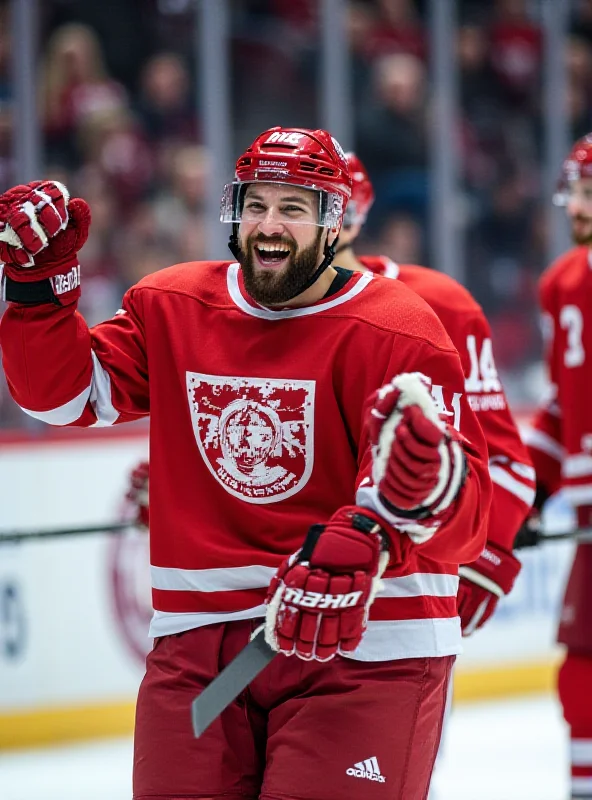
265;131;304;145
331;136;346;162
187;372;315;503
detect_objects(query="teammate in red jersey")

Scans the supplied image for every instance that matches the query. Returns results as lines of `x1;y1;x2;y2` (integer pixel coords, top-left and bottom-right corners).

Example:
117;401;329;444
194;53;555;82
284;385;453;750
0;127;491;800
523;133;592;800
336;152;535;635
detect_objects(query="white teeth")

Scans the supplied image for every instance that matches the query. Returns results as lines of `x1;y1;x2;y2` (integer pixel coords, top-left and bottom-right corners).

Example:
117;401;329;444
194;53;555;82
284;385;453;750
256;243;290;253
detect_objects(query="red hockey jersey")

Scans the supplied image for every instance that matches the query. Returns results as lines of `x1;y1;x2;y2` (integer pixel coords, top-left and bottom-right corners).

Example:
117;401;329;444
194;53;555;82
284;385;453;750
523;246;592;651
358;256;535;550
524;247;592;509
0;261;491;660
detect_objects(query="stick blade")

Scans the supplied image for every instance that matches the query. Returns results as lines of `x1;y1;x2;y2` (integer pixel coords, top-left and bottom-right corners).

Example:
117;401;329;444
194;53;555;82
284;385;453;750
191;627;277;737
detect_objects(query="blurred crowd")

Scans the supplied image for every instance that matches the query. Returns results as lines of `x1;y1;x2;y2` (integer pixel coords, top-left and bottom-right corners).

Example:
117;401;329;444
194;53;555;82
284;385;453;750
0;0;591;428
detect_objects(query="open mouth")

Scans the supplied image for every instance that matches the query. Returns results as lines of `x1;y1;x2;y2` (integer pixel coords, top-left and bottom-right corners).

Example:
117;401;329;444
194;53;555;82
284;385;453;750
254;242;292;268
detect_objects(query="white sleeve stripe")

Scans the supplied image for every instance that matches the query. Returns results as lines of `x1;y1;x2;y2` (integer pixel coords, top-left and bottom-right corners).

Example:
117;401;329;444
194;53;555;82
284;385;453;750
19;383;92;425
458;565;504;597
509;462;536;481
355;484;440;541
88;350;119;427
521;427;565;461
489;464;536;506
562;485;592;505
563;453;592;478
18;350;119;427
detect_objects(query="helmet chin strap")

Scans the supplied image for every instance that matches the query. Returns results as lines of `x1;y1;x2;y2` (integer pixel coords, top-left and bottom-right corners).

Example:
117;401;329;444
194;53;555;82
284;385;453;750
228;225;339;302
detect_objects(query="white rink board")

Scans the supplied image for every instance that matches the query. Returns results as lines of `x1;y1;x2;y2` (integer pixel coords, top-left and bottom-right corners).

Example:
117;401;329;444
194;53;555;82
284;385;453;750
460;493;574;667
0;431;149;712
0;432;574;714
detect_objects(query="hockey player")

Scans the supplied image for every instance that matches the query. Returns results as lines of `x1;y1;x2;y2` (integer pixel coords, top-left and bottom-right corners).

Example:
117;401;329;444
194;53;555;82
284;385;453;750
336;152;535;635
0;127;492;800
523;133;592;800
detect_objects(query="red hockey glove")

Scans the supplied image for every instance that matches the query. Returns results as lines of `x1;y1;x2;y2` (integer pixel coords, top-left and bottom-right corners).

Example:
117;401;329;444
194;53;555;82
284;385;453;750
265;507;409;662
0;181;91;306
457;541;521;636
125;461;149;529
366;373;466;540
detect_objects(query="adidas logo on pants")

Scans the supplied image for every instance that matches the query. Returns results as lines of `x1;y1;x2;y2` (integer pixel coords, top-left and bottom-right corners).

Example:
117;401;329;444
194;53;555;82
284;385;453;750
346;756;386;783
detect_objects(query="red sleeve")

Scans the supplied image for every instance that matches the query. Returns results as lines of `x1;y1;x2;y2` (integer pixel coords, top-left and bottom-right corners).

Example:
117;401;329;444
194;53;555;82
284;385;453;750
0;288;149;427
522;279;564;497
457;308;535;550
356;336;492;566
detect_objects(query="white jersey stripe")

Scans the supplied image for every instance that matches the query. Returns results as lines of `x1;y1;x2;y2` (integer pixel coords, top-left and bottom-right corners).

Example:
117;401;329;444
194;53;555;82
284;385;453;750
150;605;268;637
19;383;91;425
521;427;565;461
571;738;592;766
380;573;459;598
149;610;462;661
489;464;536;506
151;563;458;598
151;563;276;592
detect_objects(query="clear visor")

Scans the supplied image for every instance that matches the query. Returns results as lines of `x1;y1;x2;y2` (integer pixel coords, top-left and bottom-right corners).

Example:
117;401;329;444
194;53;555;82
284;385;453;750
343;200;365;227
220;181;344;227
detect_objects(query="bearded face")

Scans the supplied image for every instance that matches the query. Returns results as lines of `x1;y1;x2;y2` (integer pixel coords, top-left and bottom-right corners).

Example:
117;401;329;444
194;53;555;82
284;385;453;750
238;227;324;305
236;183;328;305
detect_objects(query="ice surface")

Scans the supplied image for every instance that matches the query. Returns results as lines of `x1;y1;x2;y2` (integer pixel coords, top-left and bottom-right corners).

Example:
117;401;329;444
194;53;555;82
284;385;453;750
0;696;569;800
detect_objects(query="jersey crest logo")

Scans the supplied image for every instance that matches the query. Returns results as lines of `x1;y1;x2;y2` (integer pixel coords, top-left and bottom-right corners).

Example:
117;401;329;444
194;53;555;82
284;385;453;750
186;372;315;503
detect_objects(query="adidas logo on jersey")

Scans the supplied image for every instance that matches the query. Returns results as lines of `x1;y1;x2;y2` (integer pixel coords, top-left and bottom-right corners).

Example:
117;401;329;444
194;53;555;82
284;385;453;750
346;756;386;783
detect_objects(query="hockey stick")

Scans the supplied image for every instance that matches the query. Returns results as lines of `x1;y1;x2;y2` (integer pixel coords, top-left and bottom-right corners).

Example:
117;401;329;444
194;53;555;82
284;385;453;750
191;521;592;738
191;627;276;737
514;525;592;550
0;520;132;544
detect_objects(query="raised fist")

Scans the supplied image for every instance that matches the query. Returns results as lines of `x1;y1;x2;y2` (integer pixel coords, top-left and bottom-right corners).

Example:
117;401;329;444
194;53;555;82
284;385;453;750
0;180;91;305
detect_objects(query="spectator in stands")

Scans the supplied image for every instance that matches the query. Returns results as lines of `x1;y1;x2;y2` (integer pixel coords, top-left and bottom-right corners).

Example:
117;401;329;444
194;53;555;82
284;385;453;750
151;144;208;262
136;52;197;149
373;212;425;265
355;52;429;225
41;23;127;168
488;0;542;110
76;106;154;210
366;0;425;60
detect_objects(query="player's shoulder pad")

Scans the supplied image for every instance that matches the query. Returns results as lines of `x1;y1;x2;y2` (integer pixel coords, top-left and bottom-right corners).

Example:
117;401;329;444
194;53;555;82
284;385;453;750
131;261;233;298
396;264;482;318
362;273;456;352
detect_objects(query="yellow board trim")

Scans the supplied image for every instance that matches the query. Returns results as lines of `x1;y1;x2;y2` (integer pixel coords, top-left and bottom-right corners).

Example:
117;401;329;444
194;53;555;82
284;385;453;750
453;657;561;703
0;658;563;750
0;699;137;750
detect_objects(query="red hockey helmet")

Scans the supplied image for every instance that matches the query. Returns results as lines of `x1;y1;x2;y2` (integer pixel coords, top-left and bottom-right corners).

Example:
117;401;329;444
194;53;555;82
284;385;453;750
343;152;375;226
555;133;592;206
221;126;351;228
